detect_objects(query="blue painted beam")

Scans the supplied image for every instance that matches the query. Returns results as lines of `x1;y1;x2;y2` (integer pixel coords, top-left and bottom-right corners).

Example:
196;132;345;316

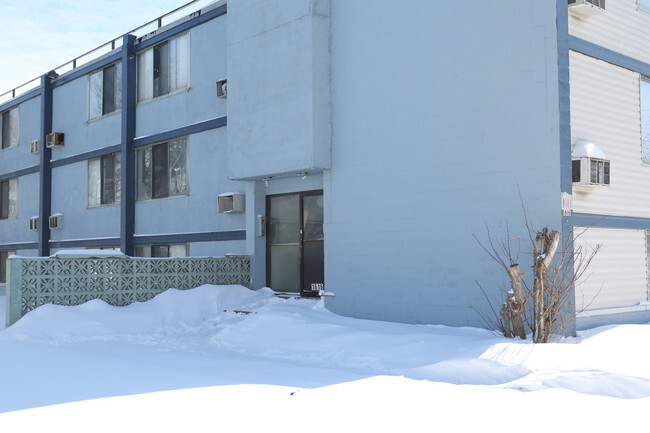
0;87;41;112
133;230;246;245
135;5;226;52
0;165;39;182
51;52;122;89
50;145;121;168
49;238;120;249
133;116;227;148
120;34;137;256
0;242;39;251
569;36;650;77
571;213;650;230
38;75;54;257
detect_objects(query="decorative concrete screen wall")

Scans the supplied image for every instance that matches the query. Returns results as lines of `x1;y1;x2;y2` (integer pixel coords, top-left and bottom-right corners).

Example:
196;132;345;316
5;253;251;327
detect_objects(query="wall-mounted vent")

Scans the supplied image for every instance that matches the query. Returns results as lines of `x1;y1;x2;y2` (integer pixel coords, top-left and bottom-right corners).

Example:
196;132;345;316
569;0;606;17
49;213;63;230
218;192;244;213
46;132;64;148
572;157;610;186
30;139;40;154
216;78;227;98
29;217;39;231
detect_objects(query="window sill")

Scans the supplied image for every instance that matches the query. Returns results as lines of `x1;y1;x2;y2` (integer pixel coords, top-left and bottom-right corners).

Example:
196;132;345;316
86;109;122;126
136;86;193;107
135;192;190;204
87;202;121;209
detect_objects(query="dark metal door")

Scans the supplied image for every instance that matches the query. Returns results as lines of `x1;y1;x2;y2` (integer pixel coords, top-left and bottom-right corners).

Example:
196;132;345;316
267;191;324;297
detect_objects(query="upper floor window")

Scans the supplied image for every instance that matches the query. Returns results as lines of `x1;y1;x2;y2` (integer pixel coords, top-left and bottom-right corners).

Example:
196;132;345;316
89;63;122;120
0;178;18;219
137;33;190;102
136;137;188;200
642;78;650;164
1;107;19;149
88;152;121;207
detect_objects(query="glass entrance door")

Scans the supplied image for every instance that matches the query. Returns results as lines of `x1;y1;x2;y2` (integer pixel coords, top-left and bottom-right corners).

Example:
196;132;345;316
267;191;324;297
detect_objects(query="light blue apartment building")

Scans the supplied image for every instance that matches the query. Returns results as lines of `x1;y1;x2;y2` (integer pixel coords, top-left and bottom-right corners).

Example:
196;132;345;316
1;0;649;330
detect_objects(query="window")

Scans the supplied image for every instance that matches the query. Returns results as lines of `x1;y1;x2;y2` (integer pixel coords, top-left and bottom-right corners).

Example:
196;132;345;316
137;33;189;102
0;250;16;283
89;63;122;119
1;107;19;149
136;137;188;200
0;178;18;219
88;153;121;207
642;79;650;164
135;244;188;258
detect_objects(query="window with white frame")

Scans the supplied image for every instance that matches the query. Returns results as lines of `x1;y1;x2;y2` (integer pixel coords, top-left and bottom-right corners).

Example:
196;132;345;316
0;178;17;220
642;78;650;164
88;152;121;207
137;33;190;102
0;250;16;283
136;137;188;200
1;107;19;149
135;243;188;258
89;63;122;119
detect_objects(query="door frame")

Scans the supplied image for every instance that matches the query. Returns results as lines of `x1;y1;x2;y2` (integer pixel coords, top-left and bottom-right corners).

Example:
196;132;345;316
265;189;324;296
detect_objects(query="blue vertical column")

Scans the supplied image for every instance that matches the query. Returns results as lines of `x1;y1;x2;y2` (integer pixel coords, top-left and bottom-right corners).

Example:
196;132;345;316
556;0;576;336
120;34;137;255
38;74;54;257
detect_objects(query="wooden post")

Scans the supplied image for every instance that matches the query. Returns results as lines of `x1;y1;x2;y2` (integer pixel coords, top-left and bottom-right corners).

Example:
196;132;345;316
507;264;526;339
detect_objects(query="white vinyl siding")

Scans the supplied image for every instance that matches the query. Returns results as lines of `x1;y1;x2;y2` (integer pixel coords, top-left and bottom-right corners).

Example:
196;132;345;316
570;51;650;217
574;228;648;311
569;0;650;65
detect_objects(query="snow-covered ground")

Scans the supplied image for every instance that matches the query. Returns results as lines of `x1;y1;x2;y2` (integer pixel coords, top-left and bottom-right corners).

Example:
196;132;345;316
0;285;649;432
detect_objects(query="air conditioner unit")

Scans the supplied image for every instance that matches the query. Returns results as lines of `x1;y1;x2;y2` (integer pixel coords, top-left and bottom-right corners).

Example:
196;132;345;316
216;78;227;98
49;213;63;230
218;192;244;213
30;139;40;154
29;217;39;231
572;157;610;187
46;132;64;148
569;0;606;17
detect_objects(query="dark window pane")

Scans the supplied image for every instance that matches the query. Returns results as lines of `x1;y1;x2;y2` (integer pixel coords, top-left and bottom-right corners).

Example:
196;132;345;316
0;181;8;219
604;161;610;185
101;154;115;204
152;143;169;199
153;41;169;97
0;251;7;283
103;65;116;114
572;160;581;183
151;245;170;257
1;112;9;149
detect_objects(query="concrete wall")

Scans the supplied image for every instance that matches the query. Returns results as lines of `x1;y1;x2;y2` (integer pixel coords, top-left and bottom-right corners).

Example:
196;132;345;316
226;0;331;180
324;0;563;326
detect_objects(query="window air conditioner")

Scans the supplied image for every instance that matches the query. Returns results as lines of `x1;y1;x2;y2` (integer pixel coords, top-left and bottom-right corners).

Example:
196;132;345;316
30;139;40;154
218;192;244;213
568;0;606;17
216;78;227;98
29;217;39;231
572;157;610;187
46;132;64;148
49;213;63;230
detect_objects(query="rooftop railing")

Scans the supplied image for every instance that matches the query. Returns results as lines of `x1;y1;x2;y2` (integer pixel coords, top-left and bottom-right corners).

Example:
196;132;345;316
0;0;218;105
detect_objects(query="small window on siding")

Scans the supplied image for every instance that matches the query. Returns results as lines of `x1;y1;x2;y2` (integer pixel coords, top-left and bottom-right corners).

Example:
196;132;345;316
1;108;19;149
137;33;189;102
0;178;18;219
89;63;122;120
88;153;121;207
136;137;188;201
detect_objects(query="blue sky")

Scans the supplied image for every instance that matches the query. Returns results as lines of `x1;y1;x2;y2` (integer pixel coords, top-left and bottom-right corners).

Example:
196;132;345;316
0;0;215;95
